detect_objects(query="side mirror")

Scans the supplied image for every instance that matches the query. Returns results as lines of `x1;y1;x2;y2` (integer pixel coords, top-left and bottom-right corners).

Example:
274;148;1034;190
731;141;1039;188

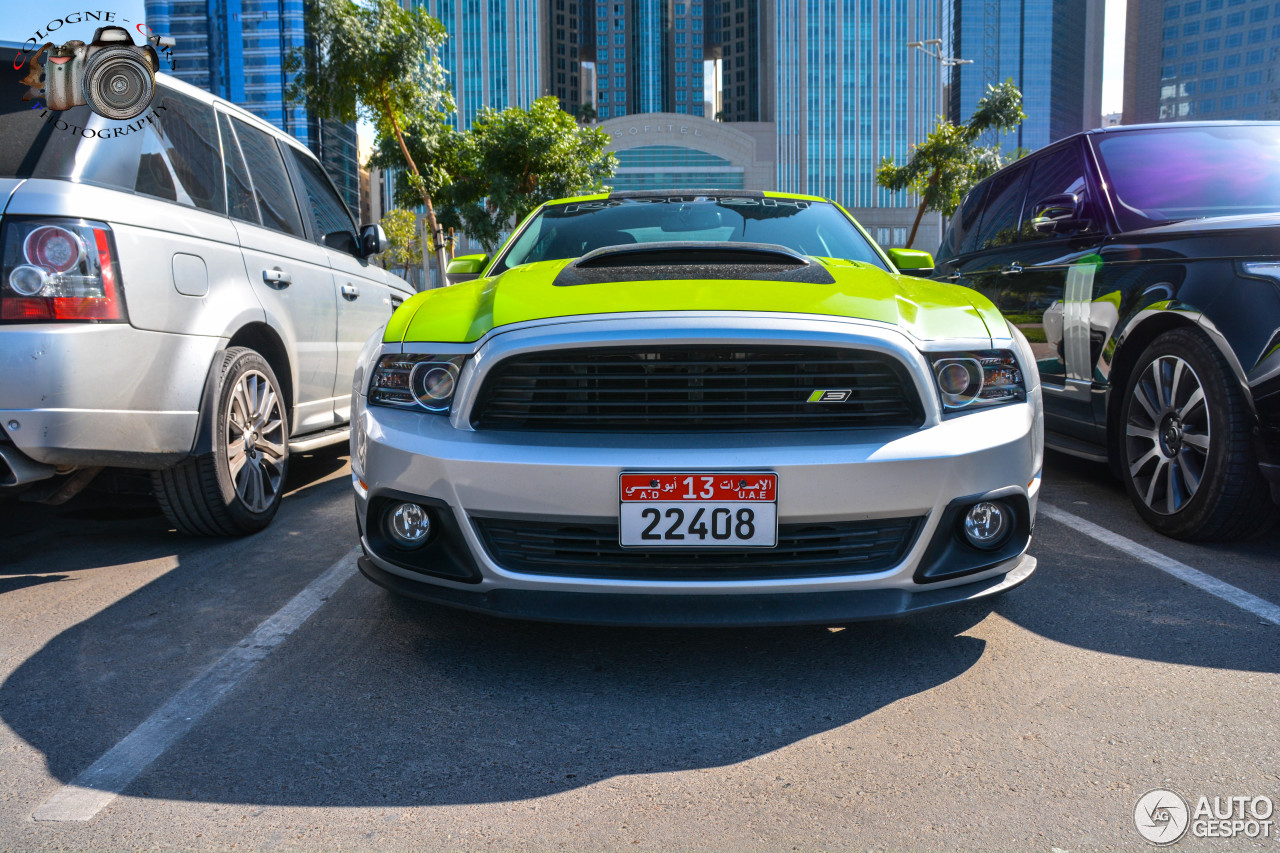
445;254;489;285
886;248;934;278
359;224;387;257
1030;193;1088;235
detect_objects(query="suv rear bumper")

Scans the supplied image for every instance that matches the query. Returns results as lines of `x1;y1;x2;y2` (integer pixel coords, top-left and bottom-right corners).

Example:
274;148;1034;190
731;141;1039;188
0;324;220;468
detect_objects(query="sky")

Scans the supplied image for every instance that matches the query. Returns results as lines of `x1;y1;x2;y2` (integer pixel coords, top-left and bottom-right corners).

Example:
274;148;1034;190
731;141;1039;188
5;0;1127;125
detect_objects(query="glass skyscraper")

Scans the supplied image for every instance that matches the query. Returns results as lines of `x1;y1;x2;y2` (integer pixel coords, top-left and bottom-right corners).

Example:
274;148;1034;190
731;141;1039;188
945;0;1104;153
774;0;942;209
1124;0;1280;122
587;0;707;119
145;0;361;212
412;0;543;128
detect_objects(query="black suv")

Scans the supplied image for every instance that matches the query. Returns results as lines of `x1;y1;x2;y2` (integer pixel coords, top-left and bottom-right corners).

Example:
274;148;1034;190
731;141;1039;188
935;122;1280;541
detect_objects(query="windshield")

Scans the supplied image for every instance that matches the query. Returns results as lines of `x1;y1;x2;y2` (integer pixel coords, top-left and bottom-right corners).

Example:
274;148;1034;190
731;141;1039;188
492;196;888;274
1094;125;1280;230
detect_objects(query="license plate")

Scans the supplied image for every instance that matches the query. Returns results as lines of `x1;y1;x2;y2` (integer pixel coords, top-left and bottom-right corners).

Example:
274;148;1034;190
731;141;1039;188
619;473;778;547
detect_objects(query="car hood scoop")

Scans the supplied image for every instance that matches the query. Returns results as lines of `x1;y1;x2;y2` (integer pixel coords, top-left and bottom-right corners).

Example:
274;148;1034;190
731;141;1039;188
552;241;836;286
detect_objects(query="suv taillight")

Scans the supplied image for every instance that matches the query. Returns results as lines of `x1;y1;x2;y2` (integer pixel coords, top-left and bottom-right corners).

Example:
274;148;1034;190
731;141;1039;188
1;219;126;322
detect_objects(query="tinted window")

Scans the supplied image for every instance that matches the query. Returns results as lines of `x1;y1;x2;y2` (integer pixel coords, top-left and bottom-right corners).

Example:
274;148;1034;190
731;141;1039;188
284;146;357;251
941;183;989;259
0;76;224;215
231;118;304;238
973;164;1030;251
1019;144;1094;241
218;113;260;225
495;197;887;274
1094;125;1280;229
132;90;224;213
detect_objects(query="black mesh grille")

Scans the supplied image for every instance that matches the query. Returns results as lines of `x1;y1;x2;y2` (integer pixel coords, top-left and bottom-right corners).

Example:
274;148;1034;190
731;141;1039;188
470;345;924;432
472;516;924;581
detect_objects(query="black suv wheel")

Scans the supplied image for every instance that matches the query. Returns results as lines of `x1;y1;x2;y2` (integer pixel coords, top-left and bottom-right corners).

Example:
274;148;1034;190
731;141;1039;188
1120;328;1274;540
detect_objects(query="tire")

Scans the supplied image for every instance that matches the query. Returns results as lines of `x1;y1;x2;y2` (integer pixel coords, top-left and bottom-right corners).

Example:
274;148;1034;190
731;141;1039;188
1118;328;1274;541
153;347;290;536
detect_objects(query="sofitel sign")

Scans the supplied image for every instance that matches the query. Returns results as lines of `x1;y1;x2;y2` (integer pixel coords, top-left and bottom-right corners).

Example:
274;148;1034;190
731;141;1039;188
612;122;706;140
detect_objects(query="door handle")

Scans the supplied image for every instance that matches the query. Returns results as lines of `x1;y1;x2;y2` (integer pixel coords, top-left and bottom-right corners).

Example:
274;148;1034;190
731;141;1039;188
341;283;360;300
945;272;962;282
1001;263;1024;275
263;268;292;287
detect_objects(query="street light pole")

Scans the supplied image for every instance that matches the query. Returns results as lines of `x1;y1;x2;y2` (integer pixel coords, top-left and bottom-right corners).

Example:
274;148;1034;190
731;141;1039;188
906;38;972;250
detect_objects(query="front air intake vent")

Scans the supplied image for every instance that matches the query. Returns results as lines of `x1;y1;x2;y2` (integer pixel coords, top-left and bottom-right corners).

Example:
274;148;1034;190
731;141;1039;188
470;345;924;432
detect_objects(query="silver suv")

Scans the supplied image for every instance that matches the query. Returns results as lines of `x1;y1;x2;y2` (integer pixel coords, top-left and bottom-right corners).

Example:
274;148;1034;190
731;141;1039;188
0;65;414;534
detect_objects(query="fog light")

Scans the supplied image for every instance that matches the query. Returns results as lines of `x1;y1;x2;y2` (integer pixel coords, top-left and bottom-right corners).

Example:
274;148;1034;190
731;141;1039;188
962;501;1011;550
385;501;431;548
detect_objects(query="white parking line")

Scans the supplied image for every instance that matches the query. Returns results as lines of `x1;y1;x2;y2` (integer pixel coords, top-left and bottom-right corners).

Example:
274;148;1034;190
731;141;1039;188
1040;503;1280;626
32;548;360;823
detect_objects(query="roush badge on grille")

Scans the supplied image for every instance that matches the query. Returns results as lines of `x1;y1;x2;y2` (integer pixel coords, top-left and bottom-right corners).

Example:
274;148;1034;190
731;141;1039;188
807;389;852;403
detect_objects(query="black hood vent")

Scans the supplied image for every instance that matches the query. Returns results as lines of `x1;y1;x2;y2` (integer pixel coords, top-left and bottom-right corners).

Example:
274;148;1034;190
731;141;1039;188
552;241;836;286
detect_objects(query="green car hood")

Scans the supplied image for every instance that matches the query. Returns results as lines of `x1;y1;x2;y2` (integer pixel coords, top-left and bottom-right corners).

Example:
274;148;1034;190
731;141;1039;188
387;257;1003;345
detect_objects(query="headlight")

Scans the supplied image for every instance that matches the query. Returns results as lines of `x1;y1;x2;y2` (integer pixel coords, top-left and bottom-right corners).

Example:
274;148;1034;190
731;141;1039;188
929;350;1026;414
368;354;466;413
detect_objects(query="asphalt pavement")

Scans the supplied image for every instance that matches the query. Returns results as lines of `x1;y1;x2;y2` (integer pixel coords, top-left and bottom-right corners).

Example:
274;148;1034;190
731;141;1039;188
0;449;1277;851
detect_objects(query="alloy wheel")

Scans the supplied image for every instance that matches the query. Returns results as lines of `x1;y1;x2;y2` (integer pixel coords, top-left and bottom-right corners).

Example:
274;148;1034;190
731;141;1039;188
1124;355;1211;515
224;369;287;513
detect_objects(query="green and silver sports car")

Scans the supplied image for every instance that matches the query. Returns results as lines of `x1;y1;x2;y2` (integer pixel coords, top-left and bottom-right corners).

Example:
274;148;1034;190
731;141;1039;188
349;190;1044;625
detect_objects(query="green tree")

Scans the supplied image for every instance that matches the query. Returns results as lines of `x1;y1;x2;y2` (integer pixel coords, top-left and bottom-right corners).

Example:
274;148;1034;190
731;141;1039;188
579;103;597;124
876;80;1026;249
438;97;618;252
378;208;422;278
286;0;455;282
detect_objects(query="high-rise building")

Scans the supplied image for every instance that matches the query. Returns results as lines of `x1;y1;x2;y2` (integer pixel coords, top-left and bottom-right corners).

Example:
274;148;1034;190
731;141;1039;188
585;0;709;119
145;0;361;212
708;0;766;120
1122;0;1280;123
547;0;585;113
412;0;543;128
945;0;1104;152
773;0;946;246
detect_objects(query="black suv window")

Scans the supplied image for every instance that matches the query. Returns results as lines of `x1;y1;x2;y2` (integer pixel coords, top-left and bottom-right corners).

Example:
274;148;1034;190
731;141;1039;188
1019;143;1094;242
218;113;260;225
231;118;305;238
941;183;989;259
973;163;1030;251
284;146;358;253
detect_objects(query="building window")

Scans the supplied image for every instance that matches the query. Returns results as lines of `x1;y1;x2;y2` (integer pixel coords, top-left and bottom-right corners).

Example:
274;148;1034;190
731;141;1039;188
615;75;625;86
1165;5;1180;19
1227;12;1244;26
1202;57;1220;71
599;106;610;117
1206;16;1222;29
615;33;625;43
1164;24;1179;37
1250;6;1268;21
1204;38;1221;51
1200;98;1217;111
1184;21;1200;34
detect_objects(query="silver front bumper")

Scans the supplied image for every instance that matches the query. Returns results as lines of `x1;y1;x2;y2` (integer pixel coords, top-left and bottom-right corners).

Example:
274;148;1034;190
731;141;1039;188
352;314;1044;601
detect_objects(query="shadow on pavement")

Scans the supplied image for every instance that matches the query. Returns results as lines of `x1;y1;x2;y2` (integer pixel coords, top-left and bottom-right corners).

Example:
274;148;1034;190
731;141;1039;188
2;571;996;805
998;452;1280;674
0;449;352;576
